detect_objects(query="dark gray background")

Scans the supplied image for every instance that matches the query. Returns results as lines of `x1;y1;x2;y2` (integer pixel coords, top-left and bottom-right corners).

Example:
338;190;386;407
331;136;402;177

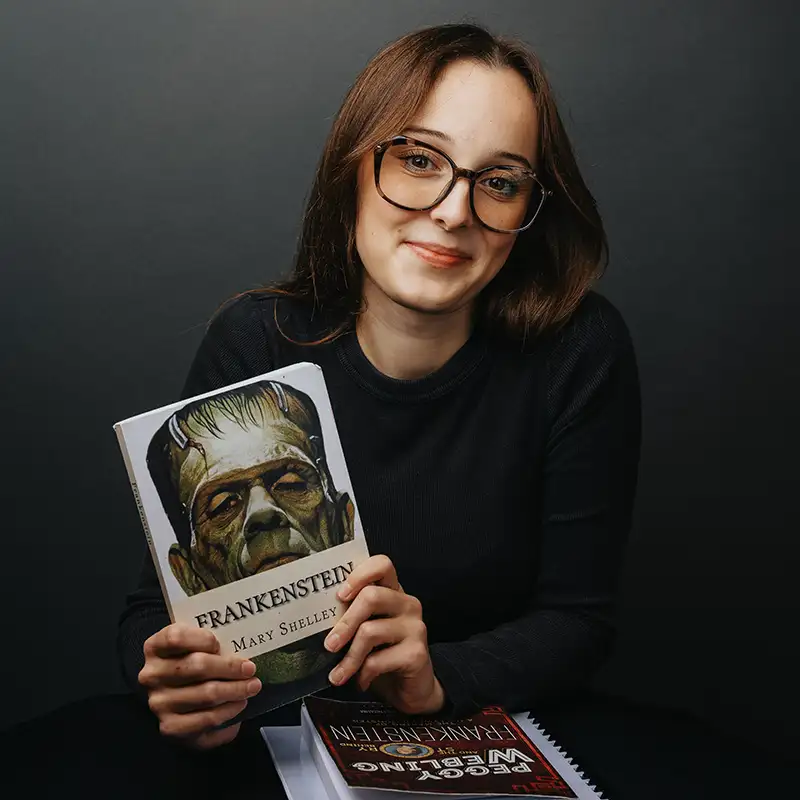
2;0;797;760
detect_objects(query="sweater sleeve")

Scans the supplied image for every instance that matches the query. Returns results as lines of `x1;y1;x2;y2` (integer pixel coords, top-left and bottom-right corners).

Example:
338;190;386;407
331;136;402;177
115;294;274;694
428;297;641;716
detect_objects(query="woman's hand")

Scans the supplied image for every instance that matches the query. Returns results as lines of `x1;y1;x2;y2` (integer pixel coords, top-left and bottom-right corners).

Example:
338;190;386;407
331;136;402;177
138;623;262;749
323;555;445;715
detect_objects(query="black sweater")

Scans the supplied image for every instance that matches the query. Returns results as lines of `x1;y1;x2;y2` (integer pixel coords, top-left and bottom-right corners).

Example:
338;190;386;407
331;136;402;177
117;290;641;718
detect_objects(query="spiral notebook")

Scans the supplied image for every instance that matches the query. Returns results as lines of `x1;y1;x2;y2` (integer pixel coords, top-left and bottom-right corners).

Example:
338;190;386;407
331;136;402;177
261;698;606;799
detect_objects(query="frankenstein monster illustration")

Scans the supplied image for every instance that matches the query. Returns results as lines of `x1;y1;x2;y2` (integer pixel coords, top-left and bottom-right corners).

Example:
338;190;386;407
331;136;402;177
146;379;355;688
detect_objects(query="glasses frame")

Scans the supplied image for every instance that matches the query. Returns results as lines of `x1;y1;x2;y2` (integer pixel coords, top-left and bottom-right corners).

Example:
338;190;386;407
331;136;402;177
373;135;552;234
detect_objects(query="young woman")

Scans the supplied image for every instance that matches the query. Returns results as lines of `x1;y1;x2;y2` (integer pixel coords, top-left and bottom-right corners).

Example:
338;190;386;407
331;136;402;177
118;23;641;750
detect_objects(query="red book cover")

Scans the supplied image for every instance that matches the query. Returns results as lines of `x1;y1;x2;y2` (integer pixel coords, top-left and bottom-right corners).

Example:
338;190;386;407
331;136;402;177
304;697;578;797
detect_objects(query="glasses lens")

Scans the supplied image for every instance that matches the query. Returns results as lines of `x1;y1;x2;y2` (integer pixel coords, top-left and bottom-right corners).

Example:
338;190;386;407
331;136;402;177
378;142;545;232
473;168;544;232
378;142;453;209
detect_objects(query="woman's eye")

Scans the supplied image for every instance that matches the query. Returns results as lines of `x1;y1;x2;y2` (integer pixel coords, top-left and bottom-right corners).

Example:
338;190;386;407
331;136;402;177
485;176;517;196
207;491;242;517
398;149;444;174
404;154;432;171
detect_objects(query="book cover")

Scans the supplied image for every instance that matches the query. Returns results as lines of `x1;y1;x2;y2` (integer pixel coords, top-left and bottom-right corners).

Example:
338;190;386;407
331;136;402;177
302;697;580;797
114;363;370;713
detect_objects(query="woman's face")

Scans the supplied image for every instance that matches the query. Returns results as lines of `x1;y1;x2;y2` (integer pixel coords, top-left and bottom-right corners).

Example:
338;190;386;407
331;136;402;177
355;59;540;316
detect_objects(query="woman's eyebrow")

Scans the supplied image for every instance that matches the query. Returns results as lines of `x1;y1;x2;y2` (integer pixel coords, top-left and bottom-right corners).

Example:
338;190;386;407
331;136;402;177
402;126;533;170
403;125;455;143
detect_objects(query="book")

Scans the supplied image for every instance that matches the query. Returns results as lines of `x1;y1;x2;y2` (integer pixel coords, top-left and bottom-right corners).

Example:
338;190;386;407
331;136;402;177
261;698;605;799
114;362;370;715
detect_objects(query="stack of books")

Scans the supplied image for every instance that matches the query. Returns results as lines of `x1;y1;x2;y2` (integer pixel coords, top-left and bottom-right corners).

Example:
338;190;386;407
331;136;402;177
262;697;606;799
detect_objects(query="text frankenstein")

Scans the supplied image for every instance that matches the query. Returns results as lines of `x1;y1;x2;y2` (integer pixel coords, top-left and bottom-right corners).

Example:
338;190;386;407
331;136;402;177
193;562;354;630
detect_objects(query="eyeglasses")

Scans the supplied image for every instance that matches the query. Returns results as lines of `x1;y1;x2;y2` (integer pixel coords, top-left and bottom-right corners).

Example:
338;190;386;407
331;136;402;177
373;136;552;233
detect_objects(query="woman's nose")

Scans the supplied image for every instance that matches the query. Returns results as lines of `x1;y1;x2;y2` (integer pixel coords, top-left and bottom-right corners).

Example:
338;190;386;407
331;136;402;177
430;176;474;230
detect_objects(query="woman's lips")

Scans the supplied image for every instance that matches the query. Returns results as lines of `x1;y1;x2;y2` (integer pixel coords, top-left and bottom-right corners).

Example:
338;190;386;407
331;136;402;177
404;241;471;268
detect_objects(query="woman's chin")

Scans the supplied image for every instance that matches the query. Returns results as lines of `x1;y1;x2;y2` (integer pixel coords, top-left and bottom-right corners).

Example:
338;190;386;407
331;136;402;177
384;282;470;316
364;256;475;316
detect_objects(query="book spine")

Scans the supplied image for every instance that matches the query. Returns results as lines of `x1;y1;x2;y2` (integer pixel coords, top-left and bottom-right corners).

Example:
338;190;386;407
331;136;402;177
301;706;346;800
114;424;176;621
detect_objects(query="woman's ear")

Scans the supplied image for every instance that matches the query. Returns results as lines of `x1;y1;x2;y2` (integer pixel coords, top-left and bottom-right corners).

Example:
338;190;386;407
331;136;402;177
168;544;207;596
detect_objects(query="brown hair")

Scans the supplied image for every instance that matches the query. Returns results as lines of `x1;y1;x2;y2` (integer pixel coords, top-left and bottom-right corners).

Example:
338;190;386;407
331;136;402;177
264;22;608;343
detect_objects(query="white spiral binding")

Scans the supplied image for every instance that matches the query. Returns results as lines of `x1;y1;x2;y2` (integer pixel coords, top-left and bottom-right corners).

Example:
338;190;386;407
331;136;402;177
524;713;608;800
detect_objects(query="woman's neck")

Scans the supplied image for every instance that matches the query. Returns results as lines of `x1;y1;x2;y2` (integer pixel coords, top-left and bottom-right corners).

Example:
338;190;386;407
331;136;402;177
356;281;473;380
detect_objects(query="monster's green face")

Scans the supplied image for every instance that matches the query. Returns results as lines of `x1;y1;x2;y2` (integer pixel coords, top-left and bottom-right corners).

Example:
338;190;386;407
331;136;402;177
252;634;338;685
166;391;354;684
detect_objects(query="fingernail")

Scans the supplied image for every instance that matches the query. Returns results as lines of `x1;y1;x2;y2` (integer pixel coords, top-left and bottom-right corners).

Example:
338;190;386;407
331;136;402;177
246;678;261;695
324;632;340;652
329;667;344;685
337;582;352;601
241;661;256;678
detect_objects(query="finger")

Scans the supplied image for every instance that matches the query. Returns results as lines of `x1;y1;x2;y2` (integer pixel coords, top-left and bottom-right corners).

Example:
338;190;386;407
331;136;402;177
145;624;220;659
158;699;249;739
148;677;262;716
337;554;401;601
328;617;407;687
356;636;430;692
324;585;410;653
139;651;256;688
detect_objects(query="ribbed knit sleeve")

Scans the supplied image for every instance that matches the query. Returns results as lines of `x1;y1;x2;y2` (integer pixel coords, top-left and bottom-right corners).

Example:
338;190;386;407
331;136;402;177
429;297;641;716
